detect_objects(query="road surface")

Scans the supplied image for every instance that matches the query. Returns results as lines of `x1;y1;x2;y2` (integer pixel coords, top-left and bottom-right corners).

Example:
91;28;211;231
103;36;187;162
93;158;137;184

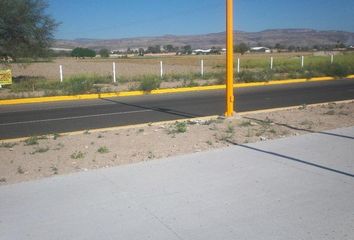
1;79;354;139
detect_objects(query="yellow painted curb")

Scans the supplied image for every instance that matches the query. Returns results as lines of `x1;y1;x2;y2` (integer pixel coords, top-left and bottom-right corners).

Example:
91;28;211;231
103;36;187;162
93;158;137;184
1;75;353;106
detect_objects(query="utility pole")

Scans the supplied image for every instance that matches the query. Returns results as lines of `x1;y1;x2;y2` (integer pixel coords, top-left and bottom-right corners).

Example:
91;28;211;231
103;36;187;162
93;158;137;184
225;0;234;117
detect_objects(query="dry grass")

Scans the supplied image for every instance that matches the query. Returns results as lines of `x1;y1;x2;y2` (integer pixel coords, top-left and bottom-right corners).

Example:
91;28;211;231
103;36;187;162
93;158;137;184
1;52;352;99
5;52;322;81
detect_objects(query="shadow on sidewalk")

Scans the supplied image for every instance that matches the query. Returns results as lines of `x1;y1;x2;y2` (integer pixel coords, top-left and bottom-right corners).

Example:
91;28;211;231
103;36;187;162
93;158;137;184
228;141;354;179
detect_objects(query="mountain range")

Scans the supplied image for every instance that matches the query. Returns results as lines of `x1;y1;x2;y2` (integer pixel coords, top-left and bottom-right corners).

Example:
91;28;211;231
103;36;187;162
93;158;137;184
53;29;354;50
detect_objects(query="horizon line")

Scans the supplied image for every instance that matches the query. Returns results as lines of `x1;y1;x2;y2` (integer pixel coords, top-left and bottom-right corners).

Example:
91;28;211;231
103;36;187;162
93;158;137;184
55;28;354;41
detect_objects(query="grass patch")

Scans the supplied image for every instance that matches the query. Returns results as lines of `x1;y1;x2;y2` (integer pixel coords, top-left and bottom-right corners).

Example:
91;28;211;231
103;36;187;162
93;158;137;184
137;129;145;134
97;146;109;154
138;75;161;91
269;129;277;134
300;120;314;126
147;151;155;159
237;70;274;83
53;133;61;140
324;110;336;115
24;136;39;146
71;151;85;159
10;74;111;95
238;120;252;127
298;104;307;110
226;124;235;134
53;143;65;151
219;133;233;142
168;122;188;134
17;166;25;174
31;146;49;155
0;142;17;148
51;166;59;175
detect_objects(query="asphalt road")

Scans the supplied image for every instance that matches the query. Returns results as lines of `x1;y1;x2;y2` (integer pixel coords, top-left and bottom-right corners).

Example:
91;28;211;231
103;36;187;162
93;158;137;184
1;79;354;139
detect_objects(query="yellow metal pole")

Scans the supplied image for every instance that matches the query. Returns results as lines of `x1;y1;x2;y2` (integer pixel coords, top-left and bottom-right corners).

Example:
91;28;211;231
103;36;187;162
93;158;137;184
225;0;234;117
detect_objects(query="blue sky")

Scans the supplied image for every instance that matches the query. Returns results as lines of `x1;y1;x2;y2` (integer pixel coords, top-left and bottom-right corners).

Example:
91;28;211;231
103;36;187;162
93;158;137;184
47;0;354;39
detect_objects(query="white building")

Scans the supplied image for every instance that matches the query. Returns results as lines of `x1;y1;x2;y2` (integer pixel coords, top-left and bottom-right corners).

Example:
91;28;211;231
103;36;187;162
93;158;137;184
50;47;73;52
250;47;271;53
192;49;212;55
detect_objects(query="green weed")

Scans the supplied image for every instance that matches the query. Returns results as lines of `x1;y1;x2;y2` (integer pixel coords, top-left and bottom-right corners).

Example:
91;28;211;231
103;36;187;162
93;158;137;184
71;151;85;159
97;146;109;154
24;136;39;146
168;122;188;134
139;75;161;91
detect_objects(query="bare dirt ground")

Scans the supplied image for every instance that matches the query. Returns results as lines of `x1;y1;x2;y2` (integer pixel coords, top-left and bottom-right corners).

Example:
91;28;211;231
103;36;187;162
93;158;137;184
1;100;353;185
7;57;218;80
4;52;313;80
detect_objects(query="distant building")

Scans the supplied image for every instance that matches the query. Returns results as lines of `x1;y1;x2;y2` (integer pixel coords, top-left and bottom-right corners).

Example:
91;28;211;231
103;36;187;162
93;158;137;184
250;47;271;53
192;49;212;55
50;47;73;52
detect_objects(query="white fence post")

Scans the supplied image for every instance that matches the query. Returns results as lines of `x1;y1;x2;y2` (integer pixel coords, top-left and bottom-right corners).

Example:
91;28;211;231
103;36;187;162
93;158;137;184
270;57;274;70
201;59;204;77
301;56;304;68
237;58;240;73
160;61;163;78
112;62;116;83
59;65;63;83
331;54;334;64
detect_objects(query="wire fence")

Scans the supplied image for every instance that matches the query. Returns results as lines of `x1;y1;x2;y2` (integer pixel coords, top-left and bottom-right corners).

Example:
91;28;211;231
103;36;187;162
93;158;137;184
6;52;348;83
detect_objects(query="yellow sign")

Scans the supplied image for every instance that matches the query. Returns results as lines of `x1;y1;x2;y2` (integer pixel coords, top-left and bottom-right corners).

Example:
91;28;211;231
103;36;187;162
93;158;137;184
0;70;12;85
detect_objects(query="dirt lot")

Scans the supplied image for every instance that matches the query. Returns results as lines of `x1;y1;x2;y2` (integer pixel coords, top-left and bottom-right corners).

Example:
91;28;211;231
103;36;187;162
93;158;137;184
1;100;353;185
4;52;314;80
7;56;220;80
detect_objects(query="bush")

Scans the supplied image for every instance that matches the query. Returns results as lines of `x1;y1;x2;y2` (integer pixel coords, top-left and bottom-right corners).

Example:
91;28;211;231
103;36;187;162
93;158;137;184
237;70;274;83
61;76;94;95
24;136;39;146
182;79;199;87
99;49;110;58
61;75;111;95
71;48;96;58
10;75;111;94
168;122;188;134
293;68;318;79
320;63;351;78
11;77;60;92
97;146;109;154
138;75;161;91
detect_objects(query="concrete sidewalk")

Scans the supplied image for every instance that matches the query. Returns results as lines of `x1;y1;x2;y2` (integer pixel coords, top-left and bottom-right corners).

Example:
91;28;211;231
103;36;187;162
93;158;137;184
1;127;354;240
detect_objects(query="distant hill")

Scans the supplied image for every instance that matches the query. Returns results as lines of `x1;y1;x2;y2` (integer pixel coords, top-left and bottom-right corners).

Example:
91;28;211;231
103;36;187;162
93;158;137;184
53;29;354;51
